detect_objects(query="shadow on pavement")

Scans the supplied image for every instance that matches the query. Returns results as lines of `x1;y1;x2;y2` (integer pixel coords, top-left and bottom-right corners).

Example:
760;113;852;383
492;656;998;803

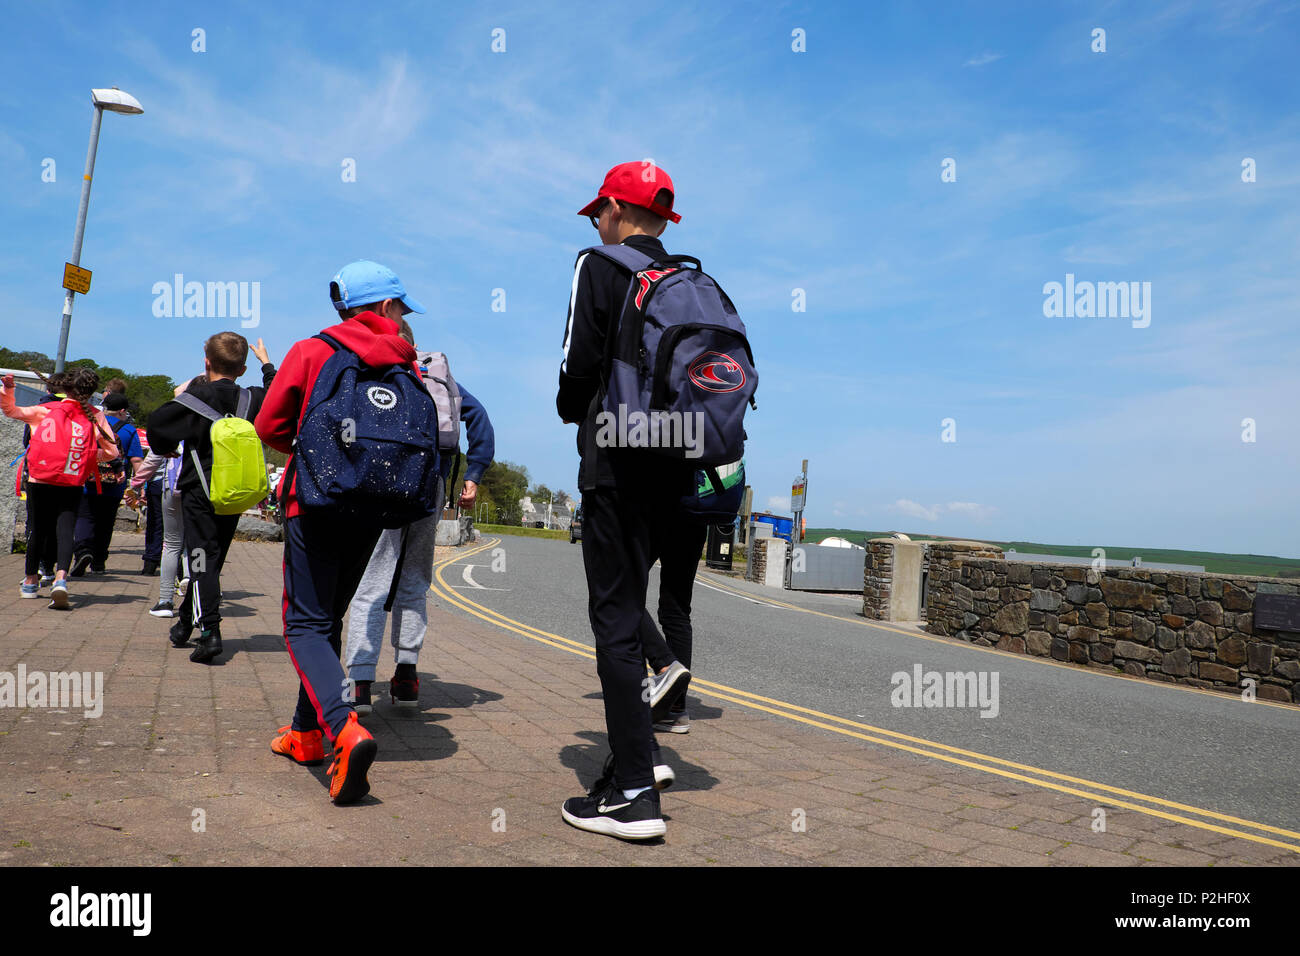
558;729;718;793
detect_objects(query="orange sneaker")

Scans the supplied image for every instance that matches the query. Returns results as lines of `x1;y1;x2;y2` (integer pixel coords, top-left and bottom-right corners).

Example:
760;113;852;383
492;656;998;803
327;712;377;805
270;725;325;765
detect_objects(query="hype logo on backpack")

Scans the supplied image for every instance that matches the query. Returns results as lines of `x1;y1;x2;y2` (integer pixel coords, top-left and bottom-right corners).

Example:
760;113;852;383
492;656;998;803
584;244;757;466
292;333;441;528
26;400;97;486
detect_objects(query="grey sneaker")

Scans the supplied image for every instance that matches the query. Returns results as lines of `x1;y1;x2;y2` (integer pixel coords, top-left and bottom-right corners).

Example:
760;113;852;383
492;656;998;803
648;661;690;720
653;710;690;734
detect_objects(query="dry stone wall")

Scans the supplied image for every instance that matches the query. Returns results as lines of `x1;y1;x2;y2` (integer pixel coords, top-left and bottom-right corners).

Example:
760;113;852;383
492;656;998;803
925;542;1300;703
746;537;770;584
862;540;893;619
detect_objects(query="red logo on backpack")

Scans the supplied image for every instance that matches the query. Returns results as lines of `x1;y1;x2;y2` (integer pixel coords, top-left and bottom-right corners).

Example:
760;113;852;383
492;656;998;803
27;401;97;486
634;268;679;309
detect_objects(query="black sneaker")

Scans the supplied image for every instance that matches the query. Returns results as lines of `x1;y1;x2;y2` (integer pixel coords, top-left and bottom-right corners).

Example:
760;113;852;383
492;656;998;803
561;779;665;841
353;680;372;716
390;664;419;710
648;661;691;722
70;553;93;578
190;627;223;664
169;621;194;648
149;601;175;618
141;560;159;576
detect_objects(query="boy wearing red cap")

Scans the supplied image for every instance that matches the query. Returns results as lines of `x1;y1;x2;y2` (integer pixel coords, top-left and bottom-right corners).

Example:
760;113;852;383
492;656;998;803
557;161;697;840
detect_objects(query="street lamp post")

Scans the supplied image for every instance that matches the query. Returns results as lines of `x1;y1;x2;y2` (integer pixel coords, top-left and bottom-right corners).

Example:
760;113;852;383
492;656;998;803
54;87;143;373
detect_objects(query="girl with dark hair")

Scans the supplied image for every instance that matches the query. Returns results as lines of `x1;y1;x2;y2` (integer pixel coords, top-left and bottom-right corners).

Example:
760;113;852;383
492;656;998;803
2;368;120;608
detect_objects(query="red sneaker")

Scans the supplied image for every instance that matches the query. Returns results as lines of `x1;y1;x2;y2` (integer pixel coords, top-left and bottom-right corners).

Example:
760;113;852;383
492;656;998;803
270;725;325;765
327;712;377;805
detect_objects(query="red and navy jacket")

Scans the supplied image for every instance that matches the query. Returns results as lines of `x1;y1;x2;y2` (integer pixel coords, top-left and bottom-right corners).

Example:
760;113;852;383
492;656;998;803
254;311;420;519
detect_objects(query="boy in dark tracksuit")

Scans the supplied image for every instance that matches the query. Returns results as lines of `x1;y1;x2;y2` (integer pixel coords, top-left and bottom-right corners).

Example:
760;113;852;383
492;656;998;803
147;333;276;664
70;391;144;575
255;260;426;806
556;161;698;841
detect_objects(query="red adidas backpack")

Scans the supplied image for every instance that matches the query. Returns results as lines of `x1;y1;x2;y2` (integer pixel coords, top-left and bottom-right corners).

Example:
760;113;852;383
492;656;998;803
26;400;99;487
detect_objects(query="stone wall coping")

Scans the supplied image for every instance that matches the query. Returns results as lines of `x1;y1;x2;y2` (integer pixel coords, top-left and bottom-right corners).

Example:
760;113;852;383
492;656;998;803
947;555;1295;589
928;540;1004;552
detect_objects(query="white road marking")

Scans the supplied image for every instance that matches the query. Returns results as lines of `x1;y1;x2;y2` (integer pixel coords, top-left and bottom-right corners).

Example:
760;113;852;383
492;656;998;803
451;564;509;591
695;579;795;609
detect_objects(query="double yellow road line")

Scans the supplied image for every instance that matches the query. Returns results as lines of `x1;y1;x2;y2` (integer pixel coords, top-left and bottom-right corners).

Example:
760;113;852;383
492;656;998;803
431;537;1300;855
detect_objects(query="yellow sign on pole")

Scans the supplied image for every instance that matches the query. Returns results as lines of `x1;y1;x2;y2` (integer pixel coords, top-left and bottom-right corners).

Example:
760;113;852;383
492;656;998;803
62;262;92;295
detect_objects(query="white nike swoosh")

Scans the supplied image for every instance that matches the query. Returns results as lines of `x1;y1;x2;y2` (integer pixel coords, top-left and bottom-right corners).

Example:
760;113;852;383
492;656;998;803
598;802;631;813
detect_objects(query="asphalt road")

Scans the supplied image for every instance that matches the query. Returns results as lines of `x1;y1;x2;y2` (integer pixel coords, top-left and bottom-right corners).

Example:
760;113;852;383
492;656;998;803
434;533;1300;833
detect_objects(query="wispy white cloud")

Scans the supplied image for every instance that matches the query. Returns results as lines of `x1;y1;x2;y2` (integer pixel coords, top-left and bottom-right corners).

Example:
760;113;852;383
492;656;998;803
964;51;1003;67
892;500;996;522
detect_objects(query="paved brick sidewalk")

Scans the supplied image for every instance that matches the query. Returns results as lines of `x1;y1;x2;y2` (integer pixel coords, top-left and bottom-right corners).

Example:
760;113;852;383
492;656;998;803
0;536;1295;867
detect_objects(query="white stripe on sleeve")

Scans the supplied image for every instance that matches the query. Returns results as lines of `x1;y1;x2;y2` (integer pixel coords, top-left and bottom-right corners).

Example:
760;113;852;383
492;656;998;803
560;253;589;372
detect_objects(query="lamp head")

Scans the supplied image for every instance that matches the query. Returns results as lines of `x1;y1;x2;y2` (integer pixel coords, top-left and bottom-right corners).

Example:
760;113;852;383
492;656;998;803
91;88;143;115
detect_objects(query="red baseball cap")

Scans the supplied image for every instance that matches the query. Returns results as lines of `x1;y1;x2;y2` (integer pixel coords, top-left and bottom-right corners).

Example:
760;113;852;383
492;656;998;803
577;161;682;224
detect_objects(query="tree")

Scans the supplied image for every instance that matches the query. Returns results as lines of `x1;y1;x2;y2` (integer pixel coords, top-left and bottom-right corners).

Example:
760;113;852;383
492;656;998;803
0;348;54;373
477;459;529;525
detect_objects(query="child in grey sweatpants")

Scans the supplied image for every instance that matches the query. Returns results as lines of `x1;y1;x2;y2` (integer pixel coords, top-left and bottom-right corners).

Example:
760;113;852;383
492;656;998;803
343;481;443;708
129;447;189;616
343;376;494;712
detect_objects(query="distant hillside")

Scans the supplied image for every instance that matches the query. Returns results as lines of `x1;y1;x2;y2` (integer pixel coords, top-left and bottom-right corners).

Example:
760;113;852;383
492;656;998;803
803;528;1300;578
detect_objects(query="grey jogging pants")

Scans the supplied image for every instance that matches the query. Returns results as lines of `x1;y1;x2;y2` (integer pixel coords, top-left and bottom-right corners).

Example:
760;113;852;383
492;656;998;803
159;486;188;604
343;480;444;682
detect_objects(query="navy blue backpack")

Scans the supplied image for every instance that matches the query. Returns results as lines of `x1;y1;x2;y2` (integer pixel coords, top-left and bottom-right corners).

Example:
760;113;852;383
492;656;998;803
290;333;441;529
584;244;757;466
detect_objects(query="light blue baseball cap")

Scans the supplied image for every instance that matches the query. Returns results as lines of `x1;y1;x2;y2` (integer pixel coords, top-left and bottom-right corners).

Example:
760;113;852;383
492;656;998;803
329;260;426;314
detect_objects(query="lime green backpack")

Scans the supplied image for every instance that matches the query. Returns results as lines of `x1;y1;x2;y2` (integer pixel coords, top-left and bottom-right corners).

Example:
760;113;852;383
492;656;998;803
174;390;269;515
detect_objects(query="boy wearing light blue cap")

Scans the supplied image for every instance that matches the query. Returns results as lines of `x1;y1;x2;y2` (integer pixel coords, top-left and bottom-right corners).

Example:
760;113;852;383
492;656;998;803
255;260;429;805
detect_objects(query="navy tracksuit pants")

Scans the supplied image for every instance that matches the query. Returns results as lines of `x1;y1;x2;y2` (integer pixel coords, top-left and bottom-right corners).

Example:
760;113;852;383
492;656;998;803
143;480;164;564
283;513;382;743
72;482;125;568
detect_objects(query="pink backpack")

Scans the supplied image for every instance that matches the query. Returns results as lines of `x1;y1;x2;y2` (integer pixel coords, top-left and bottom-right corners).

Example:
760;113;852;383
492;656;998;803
26;400;100;487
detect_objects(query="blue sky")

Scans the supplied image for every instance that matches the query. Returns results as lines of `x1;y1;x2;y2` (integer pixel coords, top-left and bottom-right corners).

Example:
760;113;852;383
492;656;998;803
2;1;1297;556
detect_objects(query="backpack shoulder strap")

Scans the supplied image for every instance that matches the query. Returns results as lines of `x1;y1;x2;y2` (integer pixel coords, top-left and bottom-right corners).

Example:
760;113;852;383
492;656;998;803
315;332;344;352
235;389;252;421
581;243;656;274
173;392;223;423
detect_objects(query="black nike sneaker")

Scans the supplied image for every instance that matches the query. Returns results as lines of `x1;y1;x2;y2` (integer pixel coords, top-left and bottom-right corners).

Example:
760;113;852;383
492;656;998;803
562;768;666;841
